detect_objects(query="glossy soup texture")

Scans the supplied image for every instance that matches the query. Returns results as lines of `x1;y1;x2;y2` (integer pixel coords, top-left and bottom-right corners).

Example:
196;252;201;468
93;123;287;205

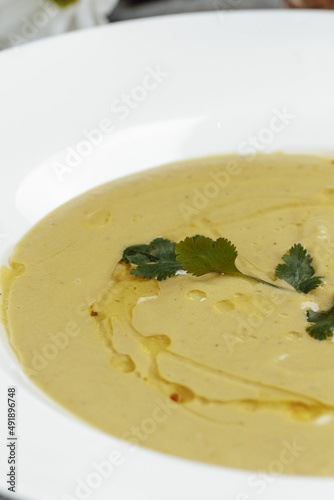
2;154;334;474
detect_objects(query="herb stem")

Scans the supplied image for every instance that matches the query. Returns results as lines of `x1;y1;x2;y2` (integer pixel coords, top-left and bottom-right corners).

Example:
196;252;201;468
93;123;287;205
240;273;286;290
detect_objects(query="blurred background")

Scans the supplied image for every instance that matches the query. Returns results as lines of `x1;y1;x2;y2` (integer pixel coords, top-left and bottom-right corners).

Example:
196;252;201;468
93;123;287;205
2;0;329;52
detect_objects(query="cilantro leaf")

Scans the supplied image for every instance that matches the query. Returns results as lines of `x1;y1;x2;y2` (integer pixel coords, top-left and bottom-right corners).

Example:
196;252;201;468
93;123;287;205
122;235;281;288
131;261;183;281
175;236;281;288
148;238;178;262
306;306;334;340
121;244;155;265
175;236;240;276
121;238;183;281
275;243;322;294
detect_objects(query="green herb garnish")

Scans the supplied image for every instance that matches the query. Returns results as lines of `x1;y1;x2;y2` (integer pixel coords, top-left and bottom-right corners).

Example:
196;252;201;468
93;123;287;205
306;306;334;341
121;236;326;341
121;237;183;281
175;236;279;288
122;235;280;288
275;243;323;294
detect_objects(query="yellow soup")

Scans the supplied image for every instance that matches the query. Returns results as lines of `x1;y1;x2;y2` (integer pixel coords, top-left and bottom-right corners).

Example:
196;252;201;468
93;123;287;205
3;154;334;475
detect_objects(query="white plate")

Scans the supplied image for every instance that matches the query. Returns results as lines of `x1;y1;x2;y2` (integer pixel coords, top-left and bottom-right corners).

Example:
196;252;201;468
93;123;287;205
1;10;334;500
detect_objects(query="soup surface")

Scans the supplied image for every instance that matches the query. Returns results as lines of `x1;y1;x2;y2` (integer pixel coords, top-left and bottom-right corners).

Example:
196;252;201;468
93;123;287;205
2;154;334;475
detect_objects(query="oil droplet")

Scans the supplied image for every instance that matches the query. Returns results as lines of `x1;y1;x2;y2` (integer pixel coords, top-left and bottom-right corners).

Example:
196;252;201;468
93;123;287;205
267;270;277;281
288;402;319;421
215;300;235;313
141;335;171;355
285;331;303;341
110;354;135;373
83;208;112;229
169;384;195;403
186;290;207;301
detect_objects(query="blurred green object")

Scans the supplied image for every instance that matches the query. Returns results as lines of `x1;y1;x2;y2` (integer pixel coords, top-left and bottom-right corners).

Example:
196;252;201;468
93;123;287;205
52;0;79;6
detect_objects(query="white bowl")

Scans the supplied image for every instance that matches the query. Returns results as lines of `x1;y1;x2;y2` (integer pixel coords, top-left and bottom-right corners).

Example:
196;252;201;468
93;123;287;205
1;11;334;500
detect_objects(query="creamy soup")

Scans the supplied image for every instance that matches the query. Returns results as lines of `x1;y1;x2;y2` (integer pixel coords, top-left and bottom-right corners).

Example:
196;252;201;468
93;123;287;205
2;154;334;475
